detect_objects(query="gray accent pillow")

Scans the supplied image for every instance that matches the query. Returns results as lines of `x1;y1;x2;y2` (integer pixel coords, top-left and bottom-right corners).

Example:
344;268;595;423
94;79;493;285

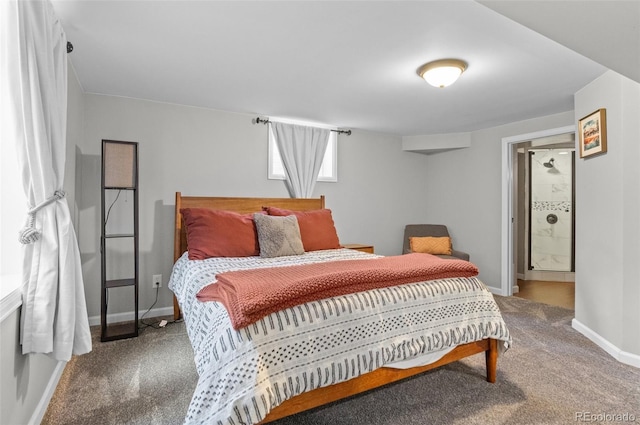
253;213;304;258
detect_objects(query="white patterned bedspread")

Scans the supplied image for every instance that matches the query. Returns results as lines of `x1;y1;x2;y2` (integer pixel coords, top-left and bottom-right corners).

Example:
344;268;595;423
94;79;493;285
169;249;511;425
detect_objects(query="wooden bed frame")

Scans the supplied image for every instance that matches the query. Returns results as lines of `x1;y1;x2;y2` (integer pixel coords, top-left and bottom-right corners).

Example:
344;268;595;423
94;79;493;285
172;192;499;424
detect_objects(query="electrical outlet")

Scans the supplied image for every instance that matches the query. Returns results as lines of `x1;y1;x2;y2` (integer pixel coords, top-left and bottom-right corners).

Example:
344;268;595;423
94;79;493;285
152;274;162;288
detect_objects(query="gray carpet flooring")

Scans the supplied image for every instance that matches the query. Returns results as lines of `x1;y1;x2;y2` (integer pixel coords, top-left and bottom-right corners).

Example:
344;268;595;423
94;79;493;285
42;296;640;425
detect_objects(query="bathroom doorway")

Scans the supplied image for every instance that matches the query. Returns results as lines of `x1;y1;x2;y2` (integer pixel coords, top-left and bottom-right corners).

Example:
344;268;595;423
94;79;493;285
514;134;575;309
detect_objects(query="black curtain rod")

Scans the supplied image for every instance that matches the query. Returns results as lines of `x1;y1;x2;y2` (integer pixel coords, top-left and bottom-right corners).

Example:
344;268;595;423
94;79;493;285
254;117;351;136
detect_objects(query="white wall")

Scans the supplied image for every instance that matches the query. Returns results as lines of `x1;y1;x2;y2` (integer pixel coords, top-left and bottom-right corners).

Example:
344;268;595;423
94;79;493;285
79;94;434;318
620;76;640;357
415;111;574;290
574;71;640;360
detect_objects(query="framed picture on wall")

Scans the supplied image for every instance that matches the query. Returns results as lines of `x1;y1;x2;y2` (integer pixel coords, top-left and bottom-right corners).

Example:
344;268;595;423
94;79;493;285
578;108;607;158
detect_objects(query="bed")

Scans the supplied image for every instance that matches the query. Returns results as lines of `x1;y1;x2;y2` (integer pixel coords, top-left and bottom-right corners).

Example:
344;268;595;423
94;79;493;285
169;192;511;425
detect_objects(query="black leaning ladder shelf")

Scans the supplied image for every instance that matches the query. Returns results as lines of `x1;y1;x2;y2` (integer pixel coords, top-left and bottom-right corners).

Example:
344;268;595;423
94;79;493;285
101;140;139;342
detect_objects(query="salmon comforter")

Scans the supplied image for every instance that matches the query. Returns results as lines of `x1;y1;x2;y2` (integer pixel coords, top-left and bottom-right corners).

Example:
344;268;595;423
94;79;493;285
197;253;478;329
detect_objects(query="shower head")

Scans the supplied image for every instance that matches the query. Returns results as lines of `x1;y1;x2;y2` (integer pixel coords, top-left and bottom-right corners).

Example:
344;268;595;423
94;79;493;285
543;158;555;168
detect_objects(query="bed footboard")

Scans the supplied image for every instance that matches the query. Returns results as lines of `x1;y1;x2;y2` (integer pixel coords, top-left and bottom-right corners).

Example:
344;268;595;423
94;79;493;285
261;338;498;424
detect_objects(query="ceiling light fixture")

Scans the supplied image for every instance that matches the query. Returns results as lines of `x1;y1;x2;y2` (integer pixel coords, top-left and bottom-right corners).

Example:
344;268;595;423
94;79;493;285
417;59;467;88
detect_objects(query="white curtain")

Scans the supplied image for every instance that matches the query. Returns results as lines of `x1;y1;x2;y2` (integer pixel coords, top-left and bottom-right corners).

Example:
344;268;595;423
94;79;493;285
271;122;330;198
1;0;91;361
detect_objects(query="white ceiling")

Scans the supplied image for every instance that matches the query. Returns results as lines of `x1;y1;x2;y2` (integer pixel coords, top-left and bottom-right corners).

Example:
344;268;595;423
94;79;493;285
51;1;637;136
479;1;640;85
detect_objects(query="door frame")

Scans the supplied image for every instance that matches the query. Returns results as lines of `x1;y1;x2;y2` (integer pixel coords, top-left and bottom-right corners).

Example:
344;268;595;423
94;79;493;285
501;125;575;296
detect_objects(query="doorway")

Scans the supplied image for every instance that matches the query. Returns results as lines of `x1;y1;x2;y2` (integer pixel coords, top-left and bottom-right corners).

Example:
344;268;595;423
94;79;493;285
520;144;575;281
515;139;576;309
500;125;575;298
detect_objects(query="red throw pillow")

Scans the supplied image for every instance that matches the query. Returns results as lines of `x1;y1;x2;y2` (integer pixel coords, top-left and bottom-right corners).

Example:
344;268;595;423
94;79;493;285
265;207;340;251
180;208;261;259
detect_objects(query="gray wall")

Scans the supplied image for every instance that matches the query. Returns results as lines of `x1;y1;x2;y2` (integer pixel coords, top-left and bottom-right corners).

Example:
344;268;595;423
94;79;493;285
574;70;640;357
0;58;84;425
78;94;434;318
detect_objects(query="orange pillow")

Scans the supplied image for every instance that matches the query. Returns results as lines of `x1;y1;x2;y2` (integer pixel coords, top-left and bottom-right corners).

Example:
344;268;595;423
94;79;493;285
264;207;340;251
409;236;452;255
181;208;261;259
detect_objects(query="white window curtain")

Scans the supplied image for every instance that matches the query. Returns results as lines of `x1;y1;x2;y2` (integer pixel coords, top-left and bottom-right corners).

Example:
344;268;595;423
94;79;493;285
270;122;330;198
1;0;91;361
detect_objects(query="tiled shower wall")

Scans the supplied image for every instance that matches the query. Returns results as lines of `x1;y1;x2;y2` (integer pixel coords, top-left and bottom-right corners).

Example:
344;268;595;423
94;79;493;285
529;149;573;272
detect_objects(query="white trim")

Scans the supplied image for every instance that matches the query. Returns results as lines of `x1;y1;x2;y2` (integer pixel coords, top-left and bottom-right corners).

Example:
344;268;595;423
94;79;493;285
0;274;22;323
28;360;66;425
501;125;575;297
88;306;174;327
525;270;575;283
572;319;640;369
500;138;515;296
486;286;503;296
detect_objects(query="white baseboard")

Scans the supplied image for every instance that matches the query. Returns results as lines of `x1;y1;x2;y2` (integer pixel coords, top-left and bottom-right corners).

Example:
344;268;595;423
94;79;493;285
572;319;640;369
88;306;174;327
487;286;505;296
525;270;575;282
487;285;518;296
29;360;66;425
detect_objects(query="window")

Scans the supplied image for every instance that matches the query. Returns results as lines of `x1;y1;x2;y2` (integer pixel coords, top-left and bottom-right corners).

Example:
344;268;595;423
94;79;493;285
1;71;26;316
267;120;338;182
1;5;26;314
0;131;25;278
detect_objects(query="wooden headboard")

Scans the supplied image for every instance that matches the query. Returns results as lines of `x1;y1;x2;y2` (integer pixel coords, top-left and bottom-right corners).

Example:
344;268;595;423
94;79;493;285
172;192;325;319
